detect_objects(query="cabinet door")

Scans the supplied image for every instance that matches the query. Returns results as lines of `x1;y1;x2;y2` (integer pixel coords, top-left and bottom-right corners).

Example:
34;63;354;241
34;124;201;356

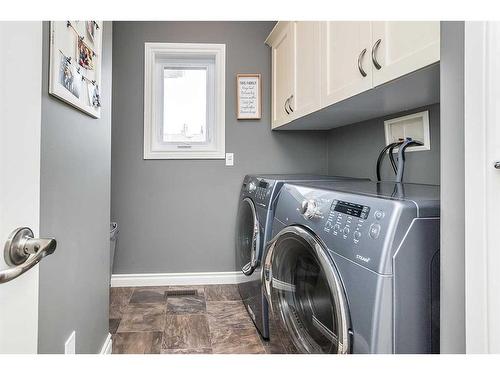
270;22;294;128
320;21;373;107
371;21;440;86
291;21;321;119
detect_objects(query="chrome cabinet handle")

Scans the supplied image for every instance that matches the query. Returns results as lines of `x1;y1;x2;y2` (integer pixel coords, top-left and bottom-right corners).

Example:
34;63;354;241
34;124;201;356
288;95;294;113
0;227;56;284
284;98;290;114
372;39;382;70
358;48;367;77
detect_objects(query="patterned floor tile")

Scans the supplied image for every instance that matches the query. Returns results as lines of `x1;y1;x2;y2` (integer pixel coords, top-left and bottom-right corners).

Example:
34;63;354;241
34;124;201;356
204;284;240;301
167;295;206;315
210;326;265;354
109;287;134;319
206;300;255;331
129;287;167;304
117;304;166;332
160;347;213;354
162;314;211;350
112;331;162;354
110;284;276;354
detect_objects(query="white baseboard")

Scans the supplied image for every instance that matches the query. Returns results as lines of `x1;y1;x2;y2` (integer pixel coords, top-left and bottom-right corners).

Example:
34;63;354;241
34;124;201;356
100;333;112;354
110;271;247;287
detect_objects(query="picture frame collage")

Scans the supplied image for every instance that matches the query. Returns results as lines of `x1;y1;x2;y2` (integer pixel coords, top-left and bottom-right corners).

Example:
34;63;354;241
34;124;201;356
49;21;103;118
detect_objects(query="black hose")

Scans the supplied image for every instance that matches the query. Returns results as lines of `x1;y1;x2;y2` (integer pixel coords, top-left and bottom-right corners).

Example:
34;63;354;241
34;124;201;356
376;141;402;181
388;142;402;173
376;144;393;181
396;139;424;183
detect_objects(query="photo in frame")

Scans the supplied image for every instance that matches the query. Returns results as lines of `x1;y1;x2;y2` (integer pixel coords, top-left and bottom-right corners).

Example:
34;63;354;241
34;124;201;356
77;37;95;70
49;21;103;118
58;52;81;99
236;73;261;120
87;83;101;109
86;21;97;42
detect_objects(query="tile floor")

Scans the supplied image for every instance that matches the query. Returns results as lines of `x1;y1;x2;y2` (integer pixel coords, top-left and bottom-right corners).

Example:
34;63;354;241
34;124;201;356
110;284;282;354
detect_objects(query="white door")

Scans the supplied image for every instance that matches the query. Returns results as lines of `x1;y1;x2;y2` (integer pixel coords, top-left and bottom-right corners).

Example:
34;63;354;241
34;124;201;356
269;22;294;128
464;21;500;354
291;21;321;119
371;21;440;86
0;21;44;354
320;21;373;107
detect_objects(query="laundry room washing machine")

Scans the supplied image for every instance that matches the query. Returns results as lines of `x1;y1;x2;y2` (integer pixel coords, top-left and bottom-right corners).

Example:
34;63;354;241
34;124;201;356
263;180;440;353
235;174;365;340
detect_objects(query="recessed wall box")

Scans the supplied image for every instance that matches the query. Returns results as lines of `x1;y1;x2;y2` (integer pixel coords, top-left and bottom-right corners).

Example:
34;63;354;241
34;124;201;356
384;110;430;152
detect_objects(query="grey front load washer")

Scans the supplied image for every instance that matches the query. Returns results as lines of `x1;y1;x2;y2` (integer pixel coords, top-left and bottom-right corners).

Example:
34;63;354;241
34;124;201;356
263;180;440;353
236;174;365;340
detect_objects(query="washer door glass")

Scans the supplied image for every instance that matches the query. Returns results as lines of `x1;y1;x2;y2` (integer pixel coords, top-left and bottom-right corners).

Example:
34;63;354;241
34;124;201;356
269;226;350;354
236;198;260;275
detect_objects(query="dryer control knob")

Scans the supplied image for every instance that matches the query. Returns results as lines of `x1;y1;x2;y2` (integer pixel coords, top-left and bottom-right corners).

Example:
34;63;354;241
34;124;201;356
300;199;320;220
248;181;257;192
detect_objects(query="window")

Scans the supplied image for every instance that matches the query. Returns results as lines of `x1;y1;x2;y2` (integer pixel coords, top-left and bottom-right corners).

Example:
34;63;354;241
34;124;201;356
144;43;225;159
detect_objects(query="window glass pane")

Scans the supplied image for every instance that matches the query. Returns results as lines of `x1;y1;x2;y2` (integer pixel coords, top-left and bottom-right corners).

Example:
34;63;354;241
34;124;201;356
163;68;207;143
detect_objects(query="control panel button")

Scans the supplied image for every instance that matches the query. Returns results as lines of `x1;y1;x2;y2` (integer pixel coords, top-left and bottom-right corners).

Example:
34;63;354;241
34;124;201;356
333;224;341;231
369;223;381;239
342;227;350;236
374;210;385;220
354;231;361;240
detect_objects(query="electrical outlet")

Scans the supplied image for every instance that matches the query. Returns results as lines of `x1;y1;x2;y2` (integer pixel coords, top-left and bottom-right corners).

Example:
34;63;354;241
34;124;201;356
65;331;76;354
225;153;234;166
384;111;430;152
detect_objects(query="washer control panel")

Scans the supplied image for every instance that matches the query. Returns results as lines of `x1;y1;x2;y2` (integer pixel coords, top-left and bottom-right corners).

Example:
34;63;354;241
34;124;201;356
332;200;370;219
323;199;377;244
254;180;270;201
274;183;427;274
324;199;385;244
321;198;392;270
242;177;275;208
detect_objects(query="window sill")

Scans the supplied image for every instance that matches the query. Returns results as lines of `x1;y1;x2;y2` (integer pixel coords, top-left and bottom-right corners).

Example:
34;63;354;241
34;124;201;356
143;149;225;160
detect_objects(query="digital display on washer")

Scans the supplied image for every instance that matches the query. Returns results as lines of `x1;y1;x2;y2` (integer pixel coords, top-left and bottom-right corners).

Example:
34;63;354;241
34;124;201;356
258;181;269;188
332;200;370;219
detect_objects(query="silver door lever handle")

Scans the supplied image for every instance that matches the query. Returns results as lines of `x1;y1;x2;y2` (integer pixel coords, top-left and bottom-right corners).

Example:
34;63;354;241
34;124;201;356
0;227;56;284
494;161;500;169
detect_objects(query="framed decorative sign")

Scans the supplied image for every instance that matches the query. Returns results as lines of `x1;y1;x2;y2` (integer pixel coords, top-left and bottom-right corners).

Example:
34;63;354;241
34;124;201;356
49;21;103;118
236;73;261;120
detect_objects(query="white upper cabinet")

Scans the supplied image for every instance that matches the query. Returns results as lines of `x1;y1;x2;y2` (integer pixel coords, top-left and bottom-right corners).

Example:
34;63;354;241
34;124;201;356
267;22;294;128
291;21;321;119
321;21;373;107
267;21;321;128
266;21;440;129
371;21;440;86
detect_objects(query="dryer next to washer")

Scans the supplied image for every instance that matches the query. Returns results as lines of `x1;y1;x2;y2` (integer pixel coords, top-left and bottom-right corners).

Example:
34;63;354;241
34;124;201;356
263;180;440;353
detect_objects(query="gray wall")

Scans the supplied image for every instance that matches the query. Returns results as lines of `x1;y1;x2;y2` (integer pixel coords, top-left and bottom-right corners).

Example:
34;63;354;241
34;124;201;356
111;22;328;274
38;22;112;353
327;104;440;185
439;21;465;354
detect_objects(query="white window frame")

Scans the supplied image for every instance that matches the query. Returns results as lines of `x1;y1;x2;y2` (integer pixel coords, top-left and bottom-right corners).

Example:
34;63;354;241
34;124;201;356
144;42;225;159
